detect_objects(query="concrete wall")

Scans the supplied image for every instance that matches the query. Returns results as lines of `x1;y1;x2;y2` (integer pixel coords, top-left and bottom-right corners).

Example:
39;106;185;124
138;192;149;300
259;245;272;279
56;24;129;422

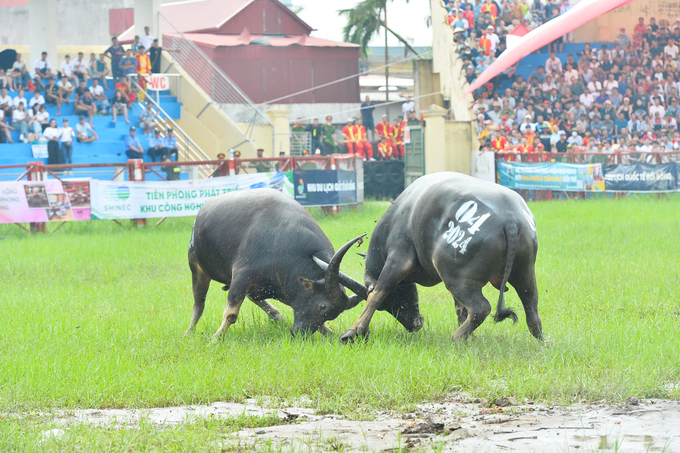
0;0;136;46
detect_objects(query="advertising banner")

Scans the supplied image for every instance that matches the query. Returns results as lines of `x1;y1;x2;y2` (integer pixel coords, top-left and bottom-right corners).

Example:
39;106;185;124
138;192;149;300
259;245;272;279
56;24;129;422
603;163;677;192
497;162;605;192
293;170;357;206
90;172;291;220
0;180;91;224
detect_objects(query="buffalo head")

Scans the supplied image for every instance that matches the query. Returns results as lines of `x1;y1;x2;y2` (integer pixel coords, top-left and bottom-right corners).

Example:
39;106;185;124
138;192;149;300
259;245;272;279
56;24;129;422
292;235;369;335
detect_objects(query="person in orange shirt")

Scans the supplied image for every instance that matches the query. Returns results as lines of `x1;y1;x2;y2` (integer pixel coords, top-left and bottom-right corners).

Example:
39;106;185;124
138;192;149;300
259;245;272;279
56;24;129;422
480;0;498;21
354;118;373;159
376;135;394;159
342;118;357;154
479;30;491;56
391;118;404;159
375;114;395;152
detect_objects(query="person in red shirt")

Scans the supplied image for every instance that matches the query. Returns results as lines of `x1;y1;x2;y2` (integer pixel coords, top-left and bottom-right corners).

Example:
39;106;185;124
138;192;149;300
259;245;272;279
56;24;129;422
342;118;357;154
634;17;646;35
376;135;394;159
480;0;498;21
479;30;491;56
463;3;475;30
490;130;508;151
375;114;395;152
354;118;373;159
391;118;405;159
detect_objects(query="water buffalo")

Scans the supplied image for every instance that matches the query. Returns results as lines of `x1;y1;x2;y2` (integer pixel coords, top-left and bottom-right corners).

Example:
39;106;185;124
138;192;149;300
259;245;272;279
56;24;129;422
340;172;543;343
186;189;367;339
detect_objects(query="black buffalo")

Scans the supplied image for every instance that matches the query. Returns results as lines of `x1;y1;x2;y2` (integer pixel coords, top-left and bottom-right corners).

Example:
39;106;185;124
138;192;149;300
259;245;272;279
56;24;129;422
340;172;543;343
186;189;367;339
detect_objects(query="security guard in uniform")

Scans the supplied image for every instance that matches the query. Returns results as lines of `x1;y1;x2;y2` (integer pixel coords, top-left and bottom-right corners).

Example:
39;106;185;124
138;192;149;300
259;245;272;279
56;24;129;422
320;115;338;155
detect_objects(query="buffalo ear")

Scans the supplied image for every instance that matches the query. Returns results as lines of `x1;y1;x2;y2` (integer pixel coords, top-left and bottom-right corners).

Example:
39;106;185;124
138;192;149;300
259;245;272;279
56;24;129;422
299;277;314;291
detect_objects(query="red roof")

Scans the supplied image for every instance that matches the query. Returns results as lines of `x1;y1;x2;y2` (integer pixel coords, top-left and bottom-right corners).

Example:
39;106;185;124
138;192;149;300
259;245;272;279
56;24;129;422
118;0;312;42
182;31;359;48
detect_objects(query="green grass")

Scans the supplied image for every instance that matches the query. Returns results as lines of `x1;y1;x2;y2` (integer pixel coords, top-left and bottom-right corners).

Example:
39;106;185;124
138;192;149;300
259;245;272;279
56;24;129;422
1;198;680;424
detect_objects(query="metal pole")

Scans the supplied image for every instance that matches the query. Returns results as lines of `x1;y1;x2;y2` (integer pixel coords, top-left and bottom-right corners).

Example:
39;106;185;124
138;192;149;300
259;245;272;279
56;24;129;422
384;2;389;105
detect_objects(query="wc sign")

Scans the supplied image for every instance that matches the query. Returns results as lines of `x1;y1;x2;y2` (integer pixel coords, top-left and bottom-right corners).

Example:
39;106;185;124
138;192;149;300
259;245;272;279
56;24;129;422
146;74;170;91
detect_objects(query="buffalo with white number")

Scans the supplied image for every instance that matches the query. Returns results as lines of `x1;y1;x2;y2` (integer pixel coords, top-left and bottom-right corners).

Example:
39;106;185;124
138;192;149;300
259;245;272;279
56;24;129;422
339;172;543;344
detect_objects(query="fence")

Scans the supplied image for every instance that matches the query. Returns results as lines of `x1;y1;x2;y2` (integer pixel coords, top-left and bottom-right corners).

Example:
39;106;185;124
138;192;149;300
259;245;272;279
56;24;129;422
0;154;362;232
492;150;680;199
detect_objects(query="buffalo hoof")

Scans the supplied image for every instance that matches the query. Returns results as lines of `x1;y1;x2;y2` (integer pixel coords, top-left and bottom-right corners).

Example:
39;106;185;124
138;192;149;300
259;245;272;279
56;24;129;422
340;328;369;344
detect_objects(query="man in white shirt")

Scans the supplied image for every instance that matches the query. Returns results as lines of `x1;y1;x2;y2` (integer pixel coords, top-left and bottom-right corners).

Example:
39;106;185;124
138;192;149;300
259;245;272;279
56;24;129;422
11;89;27;110
665;39;679;60
57;75;74;103
29;90;46;110
563;64;578;85
140;26;155;51
89;78;110;114
34;51;54;89
545;51;563;75
579;88;594;108
0;87;13;117
60;55;76;83
649;96;666;118
487;25;500;53
73;52;90;81
401;96;414;116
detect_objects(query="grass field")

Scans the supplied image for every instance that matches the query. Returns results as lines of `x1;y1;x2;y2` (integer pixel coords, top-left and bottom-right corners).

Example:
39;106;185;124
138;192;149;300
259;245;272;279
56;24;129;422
1;197;680;451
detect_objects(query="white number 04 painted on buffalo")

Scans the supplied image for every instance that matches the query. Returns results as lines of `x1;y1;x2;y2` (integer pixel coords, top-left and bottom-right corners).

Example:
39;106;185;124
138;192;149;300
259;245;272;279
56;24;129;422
442;201;491;255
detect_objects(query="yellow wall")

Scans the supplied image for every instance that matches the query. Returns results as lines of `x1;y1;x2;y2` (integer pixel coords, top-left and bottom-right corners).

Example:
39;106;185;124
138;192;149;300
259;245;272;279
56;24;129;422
574;0;680;42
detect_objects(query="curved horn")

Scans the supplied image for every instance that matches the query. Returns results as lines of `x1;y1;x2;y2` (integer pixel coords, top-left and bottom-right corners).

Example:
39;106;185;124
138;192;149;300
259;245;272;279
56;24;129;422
313;255;369;300
319;234;367;305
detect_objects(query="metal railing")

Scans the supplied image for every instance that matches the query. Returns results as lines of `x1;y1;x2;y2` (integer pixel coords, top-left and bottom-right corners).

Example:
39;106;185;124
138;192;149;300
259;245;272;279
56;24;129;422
160;12;273;138
128;77;213;178
494;150;680;165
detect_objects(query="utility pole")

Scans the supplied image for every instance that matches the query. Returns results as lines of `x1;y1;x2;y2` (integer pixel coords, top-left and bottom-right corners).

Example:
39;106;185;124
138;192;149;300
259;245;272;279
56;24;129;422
384;2;389;105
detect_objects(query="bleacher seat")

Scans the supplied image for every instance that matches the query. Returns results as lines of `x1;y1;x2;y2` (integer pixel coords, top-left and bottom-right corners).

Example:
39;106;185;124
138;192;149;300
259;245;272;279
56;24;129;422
0;78;183;181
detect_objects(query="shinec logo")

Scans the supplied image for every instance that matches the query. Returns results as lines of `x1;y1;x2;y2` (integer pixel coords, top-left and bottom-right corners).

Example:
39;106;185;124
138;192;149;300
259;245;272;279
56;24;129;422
297;178;305;195
104;185;131;201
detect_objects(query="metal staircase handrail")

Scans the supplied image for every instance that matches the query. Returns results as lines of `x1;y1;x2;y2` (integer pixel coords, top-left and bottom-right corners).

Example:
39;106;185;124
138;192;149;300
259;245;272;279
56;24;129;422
160;12;274;132
129;78;214;178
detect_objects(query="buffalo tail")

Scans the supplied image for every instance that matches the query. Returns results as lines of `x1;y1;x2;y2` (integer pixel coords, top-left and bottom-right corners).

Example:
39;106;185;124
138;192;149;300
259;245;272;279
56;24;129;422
494;222;519;324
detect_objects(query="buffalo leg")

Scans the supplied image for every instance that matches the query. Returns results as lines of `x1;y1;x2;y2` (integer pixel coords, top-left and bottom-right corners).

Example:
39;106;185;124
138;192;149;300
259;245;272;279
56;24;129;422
454;297;468;327
510;274;543;340
186;266;211;335
252;299;284;322
341;257;413;343
449;286;491;342
213;278;248;340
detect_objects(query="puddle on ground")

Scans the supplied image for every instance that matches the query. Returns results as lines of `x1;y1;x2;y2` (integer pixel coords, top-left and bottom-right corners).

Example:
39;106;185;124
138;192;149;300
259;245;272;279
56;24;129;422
573;434;662;451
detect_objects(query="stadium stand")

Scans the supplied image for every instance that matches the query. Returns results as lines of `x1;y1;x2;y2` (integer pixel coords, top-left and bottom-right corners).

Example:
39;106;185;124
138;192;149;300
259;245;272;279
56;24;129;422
445;0;680;160
0;58;183;181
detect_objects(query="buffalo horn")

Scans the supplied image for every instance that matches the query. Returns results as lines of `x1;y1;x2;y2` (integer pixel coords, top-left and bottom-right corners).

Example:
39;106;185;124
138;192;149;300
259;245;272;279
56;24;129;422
319;234;368;305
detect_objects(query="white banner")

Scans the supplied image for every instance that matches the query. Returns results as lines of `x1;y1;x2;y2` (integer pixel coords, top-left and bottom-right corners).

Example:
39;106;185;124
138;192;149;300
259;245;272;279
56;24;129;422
146;74;170;91
471;150;496;183
90;172;292;220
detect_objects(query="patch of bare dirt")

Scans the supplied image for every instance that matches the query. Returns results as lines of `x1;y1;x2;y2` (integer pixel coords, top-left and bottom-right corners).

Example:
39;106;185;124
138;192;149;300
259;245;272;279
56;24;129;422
40;398;680;452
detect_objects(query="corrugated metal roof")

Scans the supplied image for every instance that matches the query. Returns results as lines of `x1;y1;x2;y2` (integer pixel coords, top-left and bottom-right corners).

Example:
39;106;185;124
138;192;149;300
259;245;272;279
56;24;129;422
118;0;312;41
183;32;359;48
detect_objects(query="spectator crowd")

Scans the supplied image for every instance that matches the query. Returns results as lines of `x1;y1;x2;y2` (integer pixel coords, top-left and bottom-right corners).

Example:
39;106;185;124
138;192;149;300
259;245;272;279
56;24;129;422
0;27;170;166
445;0;680;162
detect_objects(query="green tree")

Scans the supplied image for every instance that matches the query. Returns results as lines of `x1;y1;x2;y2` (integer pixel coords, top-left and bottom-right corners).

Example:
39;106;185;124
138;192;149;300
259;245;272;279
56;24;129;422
340;0;419;103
